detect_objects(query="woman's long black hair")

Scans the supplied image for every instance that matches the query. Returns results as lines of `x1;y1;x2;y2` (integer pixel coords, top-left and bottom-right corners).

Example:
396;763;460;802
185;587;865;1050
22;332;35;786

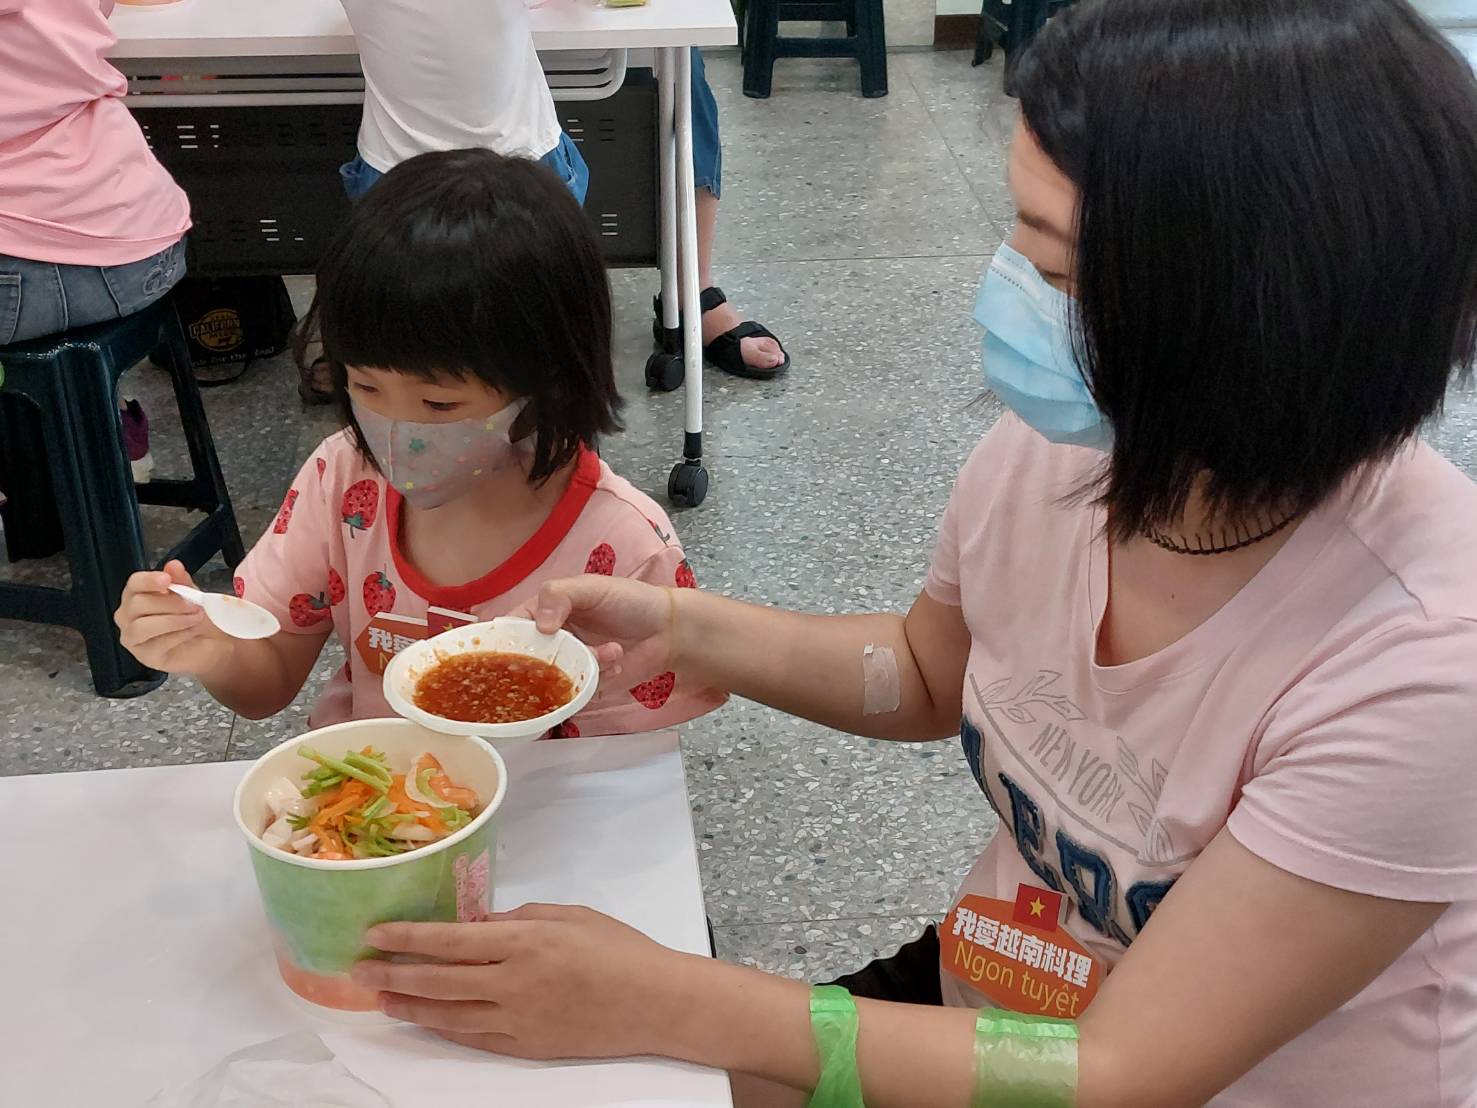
1015;0;1477;539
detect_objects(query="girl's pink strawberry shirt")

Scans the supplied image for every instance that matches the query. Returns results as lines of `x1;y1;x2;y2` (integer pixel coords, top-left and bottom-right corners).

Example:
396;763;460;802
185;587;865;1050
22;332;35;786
233;431;725;735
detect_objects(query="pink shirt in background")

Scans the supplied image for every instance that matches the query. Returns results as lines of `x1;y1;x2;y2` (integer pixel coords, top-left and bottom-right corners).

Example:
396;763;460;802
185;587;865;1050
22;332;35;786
927;415;1477;1106
236;432;726;737
0;0;190;265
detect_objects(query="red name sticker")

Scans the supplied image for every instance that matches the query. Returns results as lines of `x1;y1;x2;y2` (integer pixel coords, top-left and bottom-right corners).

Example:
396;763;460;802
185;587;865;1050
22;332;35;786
353;612;428;677
940;884;1101;1018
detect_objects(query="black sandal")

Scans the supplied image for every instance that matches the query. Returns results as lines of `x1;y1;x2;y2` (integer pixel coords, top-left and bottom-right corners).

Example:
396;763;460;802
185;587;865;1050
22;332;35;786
649;286;791;380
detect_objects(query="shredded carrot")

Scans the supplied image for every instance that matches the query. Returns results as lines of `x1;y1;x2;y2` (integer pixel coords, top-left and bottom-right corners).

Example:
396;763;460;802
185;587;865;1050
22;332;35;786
278;748;477;861
317;780;372;824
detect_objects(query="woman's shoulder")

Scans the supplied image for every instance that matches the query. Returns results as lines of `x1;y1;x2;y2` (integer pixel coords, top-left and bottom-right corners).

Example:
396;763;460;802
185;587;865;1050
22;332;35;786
1341;442;1477;626
959;413;1098;489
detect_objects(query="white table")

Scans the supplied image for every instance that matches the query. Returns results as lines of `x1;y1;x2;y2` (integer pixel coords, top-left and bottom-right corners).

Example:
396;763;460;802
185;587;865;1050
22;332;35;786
0;732;731;1107
109;0;738;508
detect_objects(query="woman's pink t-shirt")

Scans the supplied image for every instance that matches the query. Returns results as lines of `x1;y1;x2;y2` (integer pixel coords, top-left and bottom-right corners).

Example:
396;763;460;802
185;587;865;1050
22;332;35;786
0;0;190;265
928;415;1477;1106
234;432;725;736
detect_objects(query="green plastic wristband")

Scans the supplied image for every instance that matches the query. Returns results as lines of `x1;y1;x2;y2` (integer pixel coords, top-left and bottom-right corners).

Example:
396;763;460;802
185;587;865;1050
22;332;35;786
972;1010;1079;1108
806;985;865;1108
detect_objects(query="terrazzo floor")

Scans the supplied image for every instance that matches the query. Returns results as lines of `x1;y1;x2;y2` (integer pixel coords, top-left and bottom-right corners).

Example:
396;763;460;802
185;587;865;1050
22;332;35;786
4;50;1476;981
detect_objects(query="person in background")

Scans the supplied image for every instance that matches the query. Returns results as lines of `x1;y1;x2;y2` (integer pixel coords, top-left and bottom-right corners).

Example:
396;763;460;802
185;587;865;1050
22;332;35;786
296;0;586;403
339;2;1477;1105
678;49;790;381
117;149;723;738
0;0;192;481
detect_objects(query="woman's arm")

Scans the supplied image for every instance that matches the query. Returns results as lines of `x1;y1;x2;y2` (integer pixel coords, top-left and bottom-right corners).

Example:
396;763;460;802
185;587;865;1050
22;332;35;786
524;576;971;741
357;831;1445;1108
672;587;971;741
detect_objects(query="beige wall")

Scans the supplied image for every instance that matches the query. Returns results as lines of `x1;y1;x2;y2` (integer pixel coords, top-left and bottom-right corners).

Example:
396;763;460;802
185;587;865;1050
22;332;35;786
888;0;936;46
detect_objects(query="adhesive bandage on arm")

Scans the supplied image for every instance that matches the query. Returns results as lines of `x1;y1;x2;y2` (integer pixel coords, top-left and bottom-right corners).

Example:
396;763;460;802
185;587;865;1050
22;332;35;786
861;643;901;716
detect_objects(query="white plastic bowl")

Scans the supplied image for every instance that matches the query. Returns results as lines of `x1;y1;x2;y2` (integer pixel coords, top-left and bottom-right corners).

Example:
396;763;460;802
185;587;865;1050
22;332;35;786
382;617;598;740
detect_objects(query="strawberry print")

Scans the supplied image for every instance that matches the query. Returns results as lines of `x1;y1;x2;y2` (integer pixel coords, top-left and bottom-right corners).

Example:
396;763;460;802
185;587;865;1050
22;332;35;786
232;576;245;598
272;488;299;534
585;543;616;576
328;567;346;605
549;721;581;739
363;570;396;616
630;672;675;711
288;591;332;628
675;560;697;589
341;479;379;538
316;457;327;480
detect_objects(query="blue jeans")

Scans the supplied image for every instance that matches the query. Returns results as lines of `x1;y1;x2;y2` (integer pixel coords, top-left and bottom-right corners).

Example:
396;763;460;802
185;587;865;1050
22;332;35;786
0;240;187;346
340;131;591;205
691;47;722;199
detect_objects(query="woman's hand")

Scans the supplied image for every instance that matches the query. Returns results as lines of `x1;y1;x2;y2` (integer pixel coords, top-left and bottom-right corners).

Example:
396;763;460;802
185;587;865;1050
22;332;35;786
114;559;235;676
353;904;696;1060
514;575;677;683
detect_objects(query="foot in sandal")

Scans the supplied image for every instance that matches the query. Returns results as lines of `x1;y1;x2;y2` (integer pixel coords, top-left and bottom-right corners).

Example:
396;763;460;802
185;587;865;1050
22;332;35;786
700;287;789;380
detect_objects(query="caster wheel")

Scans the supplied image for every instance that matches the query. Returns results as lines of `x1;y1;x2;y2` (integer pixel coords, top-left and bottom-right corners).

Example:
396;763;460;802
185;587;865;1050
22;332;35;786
668;462;710;508
645;352;685;393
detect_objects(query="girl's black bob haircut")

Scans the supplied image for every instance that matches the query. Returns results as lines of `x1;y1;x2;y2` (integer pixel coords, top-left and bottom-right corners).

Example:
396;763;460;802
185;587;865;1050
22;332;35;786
1015;0;1477;539
303;147;623;484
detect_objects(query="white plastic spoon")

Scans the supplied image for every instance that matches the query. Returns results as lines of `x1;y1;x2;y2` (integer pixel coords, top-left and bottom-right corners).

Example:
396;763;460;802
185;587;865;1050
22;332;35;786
169;583;281;640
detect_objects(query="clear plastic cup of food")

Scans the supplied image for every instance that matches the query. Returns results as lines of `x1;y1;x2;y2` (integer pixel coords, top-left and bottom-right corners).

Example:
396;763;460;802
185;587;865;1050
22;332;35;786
233;718;507;1019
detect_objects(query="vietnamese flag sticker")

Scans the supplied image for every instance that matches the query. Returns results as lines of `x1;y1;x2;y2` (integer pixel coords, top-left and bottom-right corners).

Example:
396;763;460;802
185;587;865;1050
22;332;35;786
1013;884;1064;931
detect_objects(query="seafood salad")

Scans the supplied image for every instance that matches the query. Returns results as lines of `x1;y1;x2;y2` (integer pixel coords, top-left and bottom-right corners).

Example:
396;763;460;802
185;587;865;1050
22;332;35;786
259;747;480;861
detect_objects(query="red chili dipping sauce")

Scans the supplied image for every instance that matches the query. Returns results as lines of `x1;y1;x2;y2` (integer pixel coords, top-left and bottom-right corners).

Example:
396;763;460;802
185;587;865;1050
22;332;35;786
413;651;576;724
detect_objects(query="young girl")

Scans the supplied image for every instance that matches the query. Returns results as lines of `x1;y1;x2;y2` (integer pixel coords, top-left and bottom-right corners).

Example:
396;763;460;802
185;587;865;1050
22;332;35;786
115;148;722;736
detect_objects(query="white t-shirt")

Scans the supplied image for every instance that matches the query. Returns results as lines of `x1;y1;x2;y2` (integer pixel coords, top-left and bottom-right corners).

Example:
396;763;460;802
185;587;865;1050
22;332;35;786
927;415;1477;1106
338;0;562;172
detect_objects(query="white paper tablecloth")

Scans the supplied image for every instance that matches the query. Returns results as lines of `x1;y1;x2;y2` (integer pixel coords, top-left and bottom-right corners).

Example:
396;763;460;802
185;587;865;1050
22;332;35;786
0;732;730;1107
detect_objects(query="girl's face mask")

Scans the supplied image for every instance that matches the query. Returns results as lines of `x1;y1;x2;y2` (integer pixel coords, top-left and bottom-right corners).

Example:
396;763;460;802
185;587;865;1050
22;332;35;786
351;397;529;509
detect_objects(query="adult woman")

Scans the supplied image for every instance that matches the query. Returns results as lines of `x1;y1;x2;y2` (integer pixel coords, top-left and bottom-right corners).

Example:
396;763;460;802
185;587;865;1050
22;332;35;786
350;1;1477;1104
0;0;189;342
0;0;191;482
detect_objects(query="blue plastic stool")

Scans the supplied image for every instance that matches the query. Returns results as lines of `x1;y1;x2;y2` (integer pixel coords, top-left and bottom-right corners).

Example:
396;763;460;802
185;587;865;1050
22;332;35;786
0;296;244;697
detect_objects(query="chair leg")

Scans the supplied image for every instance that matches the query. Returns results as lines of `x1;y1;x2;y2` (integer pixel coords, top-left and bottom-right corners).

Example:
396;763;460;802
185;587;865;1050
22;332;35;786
0;392;65;560
855;0;888;98
743;0;778;99
156;304;246;568
50;351;164;697
973;0;995;66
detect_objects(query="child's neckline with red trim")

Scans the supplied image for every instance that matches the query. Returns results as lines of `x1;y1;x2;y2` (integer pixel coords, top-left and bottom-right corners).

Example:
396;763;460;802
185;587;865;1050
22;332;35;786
384;446;602;611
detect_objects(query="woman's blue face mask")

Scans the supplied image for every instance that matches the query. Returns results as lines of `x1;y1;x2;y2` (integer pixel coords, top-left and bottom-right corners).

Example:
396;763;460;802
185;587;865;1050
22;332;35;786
974;243;1111;451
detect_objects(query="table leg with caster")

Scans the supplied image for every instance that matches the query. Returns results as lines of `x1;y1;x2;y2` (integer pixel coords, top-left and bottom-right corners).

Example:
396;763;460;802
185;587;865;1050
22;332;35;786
667;45;709;508
646;48;685;392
